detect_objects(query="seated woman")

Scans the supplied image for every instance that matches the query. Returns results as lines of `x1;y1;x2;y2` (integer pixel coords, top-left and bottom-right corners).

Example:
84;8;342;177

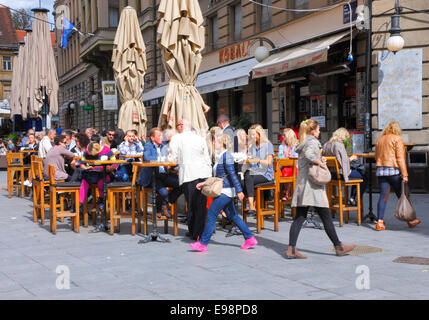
76;141;118;221
322;127;367;206
189;134;257;252
243;125;275;216
277;128;299;201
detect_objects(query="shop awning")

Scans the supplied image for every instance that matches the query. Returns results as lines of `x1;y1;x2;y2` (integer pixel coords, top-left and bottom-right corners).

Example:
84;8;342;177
195;58;258;94
252;31;349;79
142;58;259;103
141;85;168;104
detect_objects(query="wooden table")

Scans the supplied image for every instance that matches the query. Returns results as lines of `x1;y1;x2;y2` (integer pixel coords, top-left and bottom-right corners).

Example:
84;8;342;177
82;159;127;232
134;161;177;243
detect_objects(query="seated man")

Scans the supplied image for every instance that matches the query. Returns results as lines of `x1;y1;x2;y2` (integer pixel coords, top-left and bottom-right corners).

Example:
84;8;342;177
139;128;182;218
115;130;144;181
43;135;76;182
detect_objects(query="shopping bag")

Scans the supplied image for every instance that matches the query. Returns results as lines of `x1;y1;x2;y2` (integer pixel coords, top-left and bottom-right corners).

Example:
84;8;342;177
395;181;416;222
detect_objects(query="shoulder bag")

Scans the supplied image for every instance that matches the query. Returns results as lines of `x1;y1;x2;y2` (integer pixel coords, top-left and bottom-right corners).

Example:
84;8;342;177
308;161;331;185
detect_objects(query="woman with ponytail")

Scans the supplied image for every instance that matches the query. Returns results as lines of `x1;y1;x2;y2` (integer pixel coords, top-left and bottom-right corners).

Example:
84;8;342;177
287;120;355;259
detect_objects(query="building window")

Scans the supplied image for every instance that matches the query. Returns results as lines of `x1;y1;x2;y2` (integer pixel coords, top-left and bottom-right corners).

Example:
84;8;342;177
2;56;12;71
109;7;119;27
261;0;272;31
294;0;309;19
233;3;242;41
210;15;218;50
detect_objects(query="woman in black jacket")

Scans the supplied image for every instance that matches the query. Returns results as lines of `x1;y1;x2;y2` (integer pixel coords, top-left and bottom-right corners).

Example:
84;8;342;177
189;134;257;252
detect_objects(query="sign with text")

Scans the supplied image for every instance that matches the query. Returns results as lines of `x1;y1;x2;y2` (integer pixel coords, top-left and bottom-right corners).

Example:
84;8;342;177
102;81;118;111
343;1;358;24
219;40;250;64
378;49;422;129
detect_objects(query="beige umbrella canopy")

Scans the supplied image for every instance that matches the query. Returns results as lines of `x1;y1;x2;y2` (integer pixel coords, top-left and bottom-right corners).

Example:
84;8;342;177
10;44;24;118
157;0;210;135
113;6;148;139
27;8;59;119
18;31;32;119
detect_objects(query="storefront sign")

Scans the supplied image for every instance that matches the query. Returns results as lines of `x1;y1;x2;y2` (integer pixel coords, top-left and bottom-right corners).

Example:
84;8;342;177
311;116;326;128
102;81;118;111
82;105;94;111
378;49;422;129
219;40;250;64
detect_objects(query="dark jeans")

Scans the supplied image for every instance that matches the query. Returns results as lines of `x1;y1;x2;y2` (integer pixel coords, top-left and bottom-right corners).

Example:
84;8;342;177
377;174;402;221
244;171;270;197
289;206;341;247
200;194;253;245
348;169;368;200
183;178;207;240
155;172;183;211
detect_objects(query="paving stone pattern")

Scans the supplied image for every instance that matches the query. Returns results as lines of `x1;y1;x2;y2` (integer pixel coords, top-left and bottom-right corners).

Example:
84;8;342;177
0;171;428;300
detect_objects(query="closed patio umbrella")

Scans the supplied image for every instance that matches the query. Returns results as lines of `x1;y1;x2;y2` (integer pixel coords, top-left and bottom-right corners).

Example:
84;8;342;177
10;44;24;117
157;0;210;135
18;31;32;119
27;8;59;119
113;6;148;139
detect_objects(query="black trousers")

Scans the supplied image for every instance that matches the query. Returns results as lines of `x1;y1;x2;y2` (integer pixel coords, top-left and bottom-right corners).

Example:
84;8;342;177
183;178;207;240
289;206;341;247
244;171;270;197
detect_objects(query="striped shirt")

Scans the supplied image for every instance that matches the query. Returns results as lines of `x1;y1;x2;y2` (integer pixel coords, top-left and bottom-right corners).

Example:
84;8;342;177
376;166;400;177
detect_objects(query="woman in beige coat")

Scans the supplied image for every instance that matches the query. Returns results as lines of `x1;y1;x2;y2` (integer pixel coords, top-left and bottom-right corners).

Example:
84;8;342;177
287;119;355;259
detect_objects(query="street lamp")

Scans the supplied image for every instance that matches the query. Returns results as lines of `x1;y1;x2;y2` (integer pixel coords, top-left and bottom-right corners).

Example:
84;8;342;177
247;37;276;63
387;3;404;54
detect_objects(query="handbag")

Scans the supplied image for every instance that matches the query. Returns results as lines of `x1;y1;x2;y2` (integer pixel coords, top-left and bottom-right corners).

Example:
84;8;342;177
395;181;416;222
201;175;227;198
308;161;331;185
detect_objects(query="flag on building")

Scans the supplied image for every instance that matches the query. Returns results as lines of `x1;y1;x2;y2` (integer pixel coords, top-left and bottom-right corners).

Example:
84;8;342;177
61;18;75;48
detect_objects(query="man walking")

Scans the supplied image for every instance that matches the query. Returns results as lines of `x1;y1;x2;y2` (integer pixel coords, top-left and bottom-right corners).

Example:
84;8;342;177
217;114;236;152
169;119;212;240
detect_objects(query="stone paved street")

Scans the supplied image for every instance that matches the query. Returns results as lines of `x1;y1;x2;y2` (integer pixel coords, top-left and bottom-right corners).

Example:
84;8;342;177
0;171;429;300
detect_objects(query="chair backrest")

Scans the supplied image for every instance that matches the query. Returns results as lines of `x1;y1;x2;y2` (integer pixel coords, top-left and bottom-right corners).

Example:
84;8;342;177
275;158;296;181
325;157;341;180
31;160;44;181
48;165;56;185
6;152;24;166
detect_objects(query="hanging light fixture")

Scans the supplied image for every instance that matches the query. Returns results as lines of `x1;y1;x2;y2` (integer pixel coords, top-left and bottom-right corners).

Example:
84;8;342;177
387;2;404;54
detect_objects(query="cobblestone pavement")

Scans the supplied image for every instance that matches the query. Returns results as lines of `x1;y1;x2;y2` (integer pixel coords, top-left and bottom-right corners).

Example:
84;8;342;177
0;171;428;300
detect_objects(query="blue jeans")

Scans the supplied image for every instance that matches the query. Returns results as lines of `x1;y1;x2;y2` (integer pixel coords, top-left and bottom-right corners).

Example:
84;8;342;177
200;194;253;245
114;163;131;181
377;174;402;221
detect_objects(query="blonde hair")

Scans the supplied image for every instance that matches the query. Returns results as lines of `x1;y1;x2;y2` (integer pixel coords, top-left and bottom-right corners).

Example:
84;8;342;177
87;141;101;156
249;125;269;145
282;128;298;148
299;119;319;142
329;127;351;144
217;134;232;151
382;121;402;136
206;126;221;156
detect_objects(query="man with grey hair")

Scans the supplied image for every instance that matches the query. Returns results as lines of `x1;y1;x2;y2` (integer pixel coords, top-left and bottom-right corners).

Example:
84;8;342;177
217;114;236;152
38;129;57;159
168;118;212;240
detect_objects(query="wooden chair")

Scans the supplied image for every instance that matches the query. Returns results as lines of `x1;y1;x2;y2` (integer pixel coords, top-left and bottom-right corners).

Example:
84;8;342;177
242;180;278;234
31;158;62;225
48;165;81;234
274;158;297;219
106;164;140;235
325;157;363;227
6;152;31;198
138;173;179;237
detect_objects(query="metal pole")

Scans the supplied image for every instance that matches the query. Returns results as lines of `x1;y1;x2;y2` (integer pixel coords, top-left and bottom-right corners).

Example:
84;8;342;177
364;0;376;222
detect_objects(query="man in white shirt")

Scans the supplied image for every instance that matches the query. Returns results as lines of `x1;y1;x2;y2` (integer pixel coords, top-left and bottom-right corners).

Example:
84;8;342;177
168;119;212;240
38;129;56;159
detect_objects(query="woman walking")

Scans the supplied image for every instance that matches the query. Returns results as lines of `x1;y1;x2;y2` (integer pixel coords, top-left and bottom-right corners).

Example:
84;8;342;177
189;134;257;252
375;121;421;231
287;120;355;259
